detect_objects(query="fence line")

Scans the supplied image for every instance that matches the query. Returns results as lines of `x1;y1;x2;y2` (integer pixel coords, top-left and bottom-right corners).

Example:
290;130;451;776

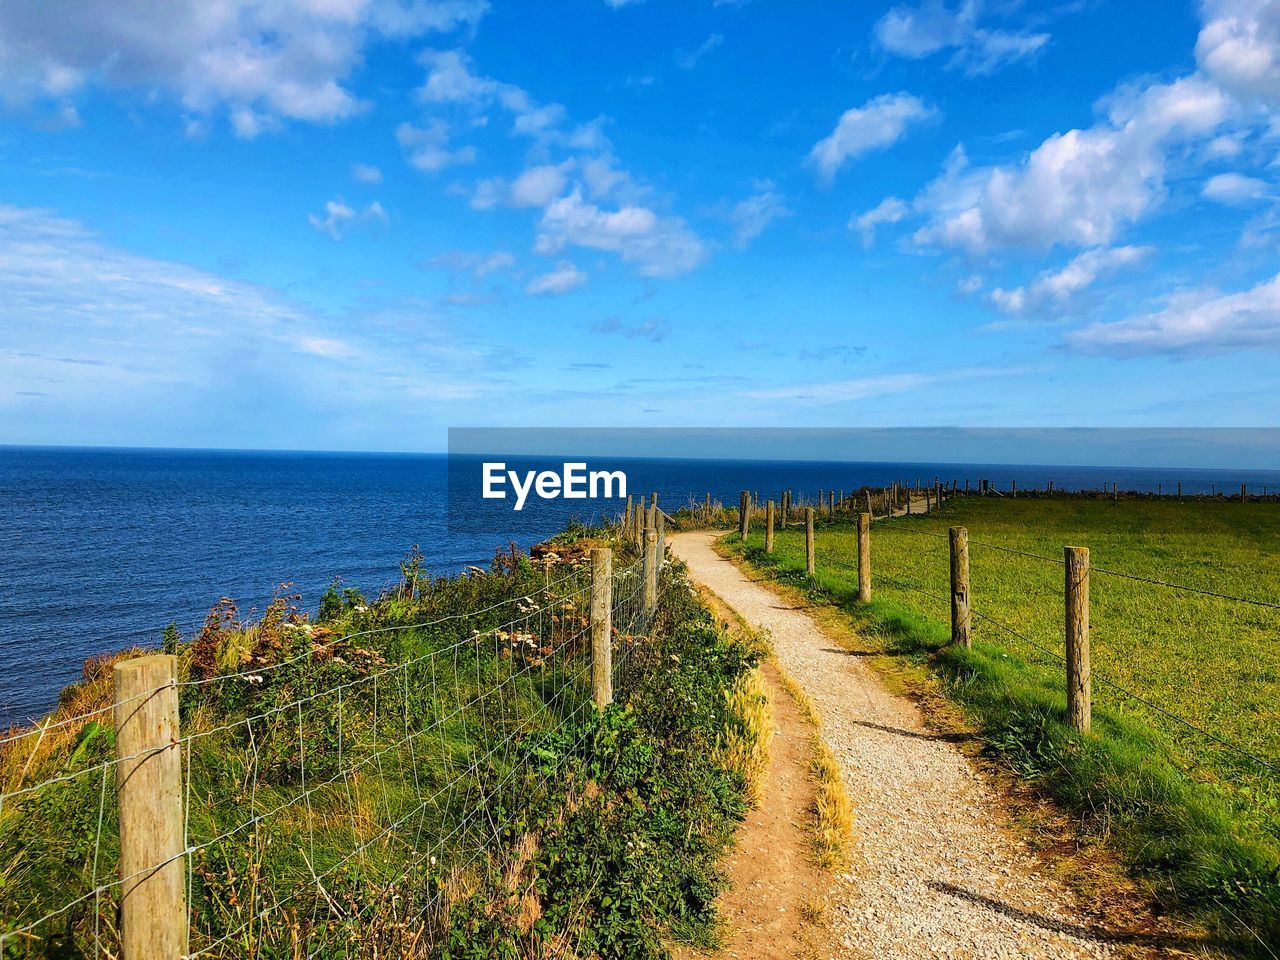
1;523;667;959
739;488;1279;791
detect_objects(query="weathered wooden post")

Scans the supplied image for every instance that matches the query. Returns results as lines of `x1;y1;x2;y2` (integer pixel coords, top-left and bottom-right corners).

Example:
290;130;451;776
705;492;711;515
949;527;970;648
738;490;750;540
805;507;815;575
624;495;633;535
1242;482;1247;501
590;547;613;708
642;511;658;618
765;500;775;553
114;654;187;960
1177;480;1182;501
656;507;665;565
1065;546;1091;733
781;490;790;528
905;487;912;515
857;512;871;602
865;489;873;519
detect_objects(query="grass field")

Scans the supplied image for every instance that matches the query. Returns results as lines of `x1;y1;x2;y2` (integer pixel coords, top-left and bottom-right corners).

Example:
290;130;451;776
732;496;1280;952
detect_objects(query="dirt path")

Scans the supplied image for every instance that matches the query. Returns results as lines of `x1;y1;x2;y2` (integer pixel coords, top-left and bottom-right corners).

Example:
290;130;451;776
677;659;835;960
670;531;1148;960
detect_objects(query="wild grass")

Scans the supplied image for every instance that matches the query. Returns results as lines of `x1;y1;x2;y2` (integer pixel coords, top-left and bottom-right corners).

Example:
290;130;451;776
1;531;760;959
717;668;773;806
730;496;1280;955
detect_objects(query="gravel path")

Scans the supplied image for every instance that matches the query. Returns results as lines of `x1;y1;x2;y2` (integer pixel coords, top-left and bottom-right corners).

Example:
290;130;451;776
670;531;1129;960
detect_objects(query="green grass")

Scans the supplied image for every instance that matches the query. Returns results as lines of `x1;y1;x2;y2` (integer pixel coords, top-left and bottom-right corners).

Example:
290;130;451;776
731;496;1280;955
2;530;761;959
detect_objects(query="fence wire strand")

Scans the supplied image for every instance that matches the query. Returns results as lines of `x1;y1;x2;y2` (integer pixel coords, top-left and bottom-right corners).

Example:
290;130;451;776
0;551;659;958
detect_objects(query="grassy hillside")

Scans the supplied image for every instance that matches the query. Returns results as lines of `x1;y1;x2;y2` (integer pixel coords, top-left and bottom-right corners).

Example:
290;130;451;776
1;528;765;959
730;496;1280;954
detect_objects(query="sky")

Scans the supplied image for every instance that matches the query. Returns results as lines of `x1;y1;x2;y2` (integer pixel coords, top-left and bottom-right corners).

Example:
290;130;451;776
2;0;1280;452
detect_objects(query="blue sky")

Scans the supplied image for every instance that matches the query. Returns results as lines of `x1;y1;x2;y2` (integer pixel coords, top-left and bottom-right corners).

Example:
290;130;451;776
2;0;1280;452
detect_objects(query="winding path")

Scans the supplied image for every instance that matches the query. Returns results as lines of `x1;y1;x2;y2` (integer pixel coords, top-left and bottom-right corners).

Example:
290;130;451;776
670;531;1134;960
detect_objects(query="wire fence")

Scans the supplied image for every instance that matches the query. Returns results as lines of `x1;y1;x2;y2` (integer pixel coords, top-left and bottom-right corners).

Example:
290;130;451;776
739;486;1280;814
0;549;661;959
850;504;1280;800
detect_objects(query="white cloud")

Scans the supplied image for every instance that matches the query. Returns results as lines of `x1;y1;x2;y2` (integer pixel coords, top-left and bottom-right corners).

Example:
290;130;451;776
309;200;356;241
1068;272;1280;355
396;119;476;172
809;93;936;182
510;163;571;207
416;48;575;142
913;76;1232;253
536;189;706;278
592;316;671;341
413;50;708;279
1202;171;1271;204
678;33;724;70
0;1;487;135
0;203;527;443
1196;0;1280;111
351;162;383;184
989;245;1151;315
728;181;790;248
425;249;515;277
308;198;386;240
851;196;908;247
874;1;1049;76
745;365;1029;404
526;261;587;296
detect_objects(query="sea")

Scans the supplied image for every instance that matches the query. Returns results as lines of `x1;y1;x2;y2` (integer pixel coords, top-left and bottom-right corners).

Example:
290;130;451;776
3;445;1279;726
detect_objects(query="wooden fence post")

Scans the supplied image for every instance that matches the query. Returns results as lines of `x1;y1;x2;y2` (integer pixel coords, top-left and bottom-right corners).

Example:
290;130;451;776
738;490;750;540
642;512;658;619
1011;479;1017;498
857;512;871;602
765;500;775;553
624;495;633;535
590;547;613;708
1065;546;1091;733
656;507;665;564
114;654;187;960
949;527;970;647
805;507;815;575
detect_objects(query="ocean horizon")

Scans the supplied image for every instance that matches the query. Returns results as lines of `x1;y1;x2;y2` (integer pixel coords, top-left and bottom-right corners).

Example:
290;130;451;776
3;444;1279;726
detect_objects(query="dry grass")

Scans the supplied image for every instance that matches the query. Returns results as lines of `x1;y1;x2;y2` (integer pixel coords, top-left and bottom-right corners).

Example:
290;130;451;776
691;579;857;871
717;668;773;806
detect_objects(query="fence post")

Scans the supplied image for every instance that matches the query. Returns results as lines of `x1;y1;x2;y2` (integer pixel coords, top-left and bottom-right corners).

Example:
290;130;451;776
656;507;665;564
857;512;871;601
738;490;750;540
805;507;815;575
590;547;613;708
949;527;970;647
765;500;775;553
114;654;187;960
1065;546;1091;733
642;512;658;619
